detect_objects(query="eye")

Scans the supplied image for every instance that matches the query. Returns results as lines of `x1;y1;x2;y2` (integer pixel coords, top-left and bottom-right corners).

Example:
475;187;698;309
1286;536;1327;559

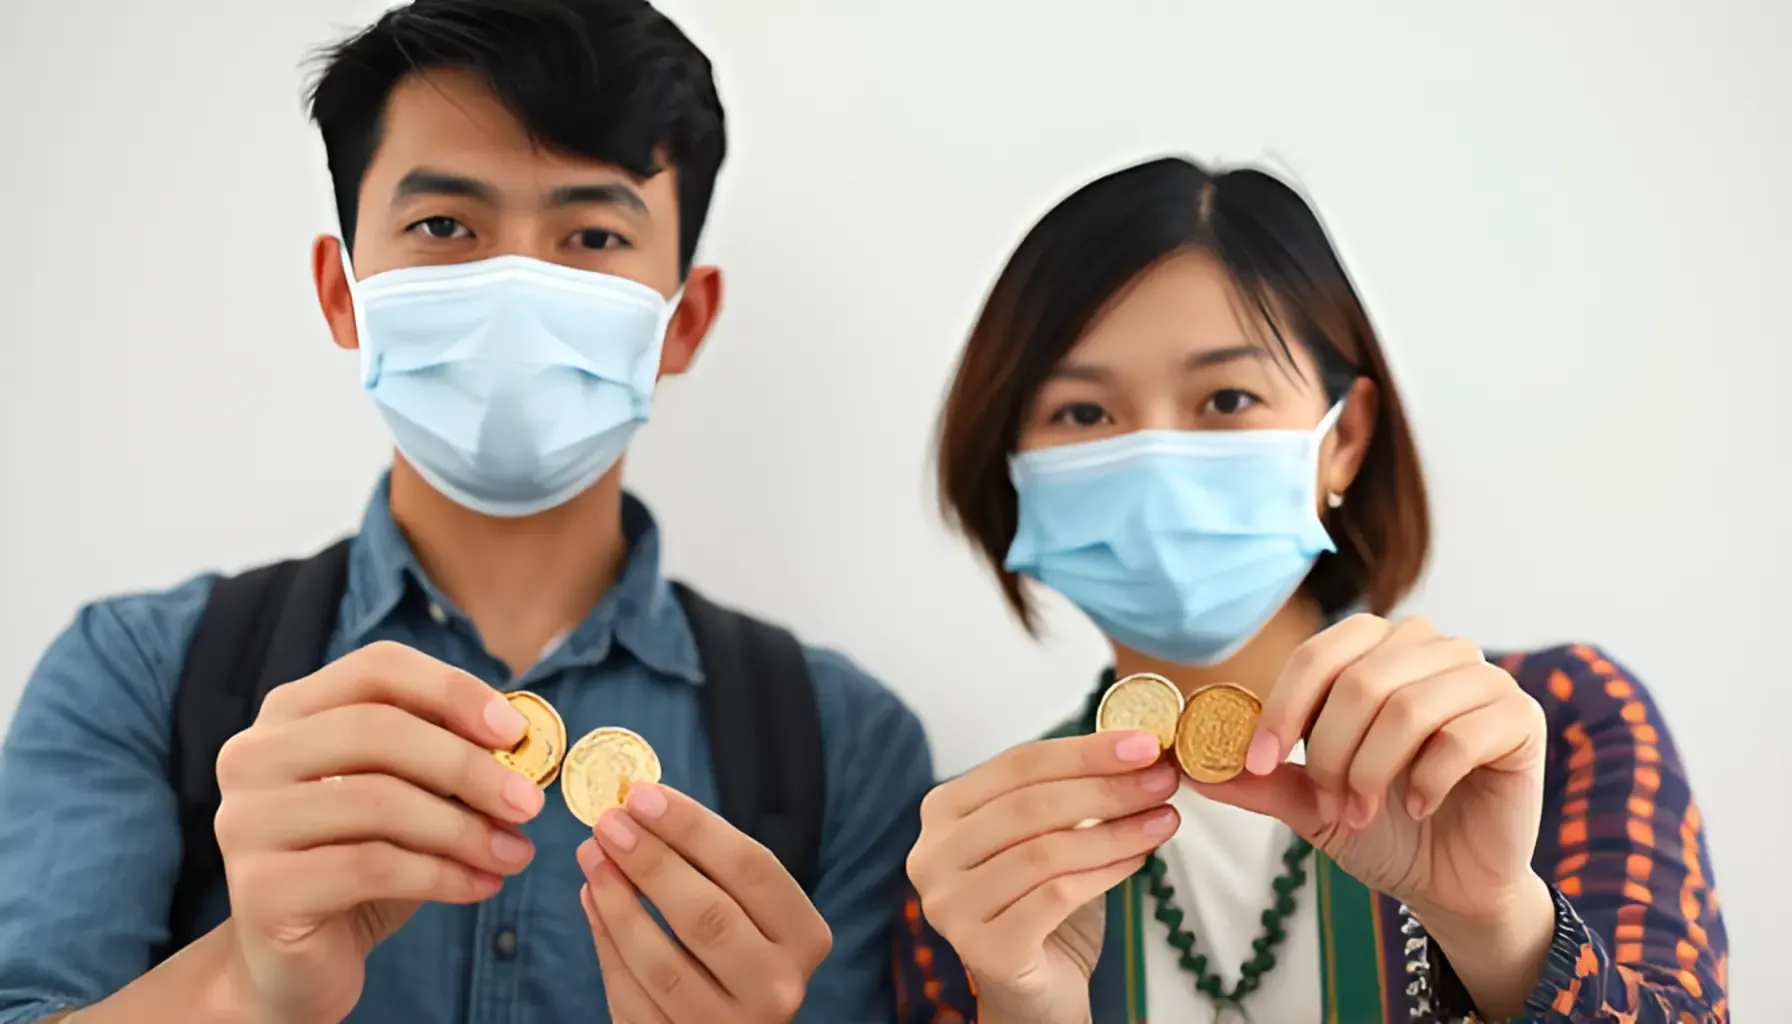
406;216;470;240
570;228;631;251
1048;402;1112;428
1203;389;1262;416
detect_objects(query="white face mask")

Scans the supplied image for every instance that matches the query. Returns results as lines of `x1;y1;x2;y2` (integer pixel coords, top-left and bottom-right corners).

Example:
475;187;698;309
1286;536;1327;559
344;252;681;517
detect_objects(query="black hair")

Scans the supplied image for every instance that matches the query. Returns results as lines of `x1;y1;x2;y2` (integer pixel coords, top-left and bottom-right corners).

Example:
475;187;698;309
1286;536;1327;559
938;155;1431;624
305;0;725;274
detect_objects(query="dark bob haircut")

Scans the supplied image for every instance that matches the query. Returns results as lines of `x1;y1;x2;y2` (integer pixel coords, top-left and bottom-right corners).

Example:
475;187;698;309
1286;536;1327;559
936;155;1430;630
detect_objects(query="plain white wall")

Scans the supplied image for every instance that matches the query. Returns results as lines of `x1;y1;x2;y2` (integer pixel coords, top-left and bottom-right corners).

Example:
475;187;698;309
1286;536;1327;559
3;0;1786;1012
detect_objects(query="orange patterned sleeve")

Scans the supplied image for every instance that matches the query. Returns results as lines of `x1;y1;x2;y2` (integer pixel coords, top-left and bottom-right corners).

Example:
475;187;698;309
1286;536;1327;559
892;889;976;1024
1437;644;1728;1022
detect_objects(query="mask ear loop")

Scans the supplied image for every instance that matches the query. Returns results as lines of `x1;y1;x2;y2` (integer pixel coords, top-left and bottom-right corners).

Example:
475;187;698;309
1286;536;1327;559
615;285;688;420
1321;400;1347;508
337;242;382;389
658;286;687;335
1310;397;1354;514
1311;398;1375;607
1309;398;1348;501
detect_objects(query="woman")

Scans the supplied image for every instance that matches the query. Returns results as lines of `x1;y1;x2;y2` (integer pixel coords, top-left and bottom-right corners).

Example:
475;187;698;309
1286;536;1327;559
894;157;1726;1024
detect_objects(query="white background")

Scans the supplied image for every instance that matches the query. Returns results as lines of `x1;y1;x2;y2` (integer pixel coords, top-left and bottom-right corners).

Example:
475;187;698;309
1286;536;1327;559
2;0;1786;1012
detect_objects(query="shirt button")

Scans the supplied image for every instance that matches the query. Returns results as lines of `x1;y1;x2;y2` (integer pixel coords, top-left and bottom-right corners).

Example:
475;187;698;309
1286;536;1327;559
492;928;518;960
428;602;449;625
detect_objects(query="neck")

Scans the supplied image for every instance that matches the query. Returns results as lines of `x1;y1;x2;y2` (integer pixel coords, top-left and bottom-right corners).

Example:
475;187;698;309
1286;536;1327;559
1111;595;1326;701
388;458;629;675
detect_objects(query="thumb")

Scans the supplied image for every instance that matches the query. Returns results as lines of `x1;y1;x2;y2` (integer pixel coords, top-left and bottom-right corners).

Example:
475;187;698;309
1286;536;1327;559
1187;762;1336;840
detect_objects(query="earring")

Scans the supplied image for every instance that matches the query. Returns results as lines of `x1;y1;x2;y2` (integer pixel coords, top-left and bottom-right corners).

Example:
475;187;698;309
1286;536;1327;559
1326;491;1344;509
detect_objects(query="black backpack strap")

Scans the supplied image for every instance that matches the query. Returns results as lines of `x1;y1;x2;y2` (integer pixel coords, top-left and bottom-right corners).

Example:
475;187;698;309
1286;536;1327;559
160;539;353;959
671;582;826;893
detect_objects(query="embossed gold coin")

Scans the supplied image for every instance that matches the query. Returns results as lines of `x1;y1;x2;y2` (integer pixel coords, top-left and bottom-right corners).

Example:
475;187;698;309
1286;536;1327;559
492;691;567;787
1172;682;1262;784
1094;672;1184;751
561;726;662;827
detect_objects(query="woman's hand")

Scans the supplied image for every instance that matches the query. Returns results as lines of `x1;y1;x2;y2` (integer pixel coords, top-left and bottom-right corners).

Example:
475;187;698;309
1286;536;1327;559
906;732;1180;1024
1196;614;1550;947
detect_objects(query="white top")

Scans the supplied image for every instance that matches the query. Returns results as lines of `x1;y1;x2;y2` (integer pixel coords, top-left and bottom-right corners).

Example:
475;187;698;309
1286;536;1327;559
1143;747;1321;1023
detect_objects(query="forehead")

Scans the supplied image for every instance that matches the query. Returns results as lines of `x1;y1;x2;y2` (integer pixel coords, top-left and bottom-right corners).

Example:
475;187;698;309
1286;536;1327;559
361;69;677;206
1071;250;1251;357
1065;250;1323;377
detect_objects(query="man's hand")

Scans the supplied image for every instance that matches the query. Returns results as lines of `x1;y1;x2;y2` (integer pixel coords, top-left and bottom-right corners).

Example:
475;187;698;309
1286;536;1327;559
576;784;832;1023
215;641;545;1024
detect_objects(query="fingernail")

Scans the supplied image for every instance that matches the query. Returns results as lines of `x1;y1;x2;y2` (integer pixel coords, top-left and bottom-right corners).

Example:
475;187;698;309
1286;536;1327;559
1142;807;1178;839
597;811;639;852
1345;794;1372;829
625;784;667;819
502;773;544;817
491;830;533;866
1116;732;1160;763
1141;763;1179;796
1406;792;1428;819
485;696;528;743
1245;730;1280;776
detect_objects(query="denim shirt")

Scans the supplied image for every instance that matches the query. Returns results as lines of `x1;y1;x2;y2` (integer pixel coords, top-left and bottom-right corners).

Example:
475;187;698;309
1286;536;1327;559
0;482;934;1024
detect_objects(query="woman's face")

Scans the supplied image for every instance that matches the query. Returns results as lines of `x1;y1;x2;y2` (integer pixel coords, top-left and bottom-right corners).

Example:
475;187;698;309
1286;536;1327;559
1015;249;1375;505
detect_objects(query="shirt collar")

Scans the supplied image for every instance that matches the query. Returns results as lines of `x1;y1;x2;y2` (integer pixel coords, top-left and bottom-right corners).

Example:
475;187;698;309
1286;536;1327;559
342;474;703;684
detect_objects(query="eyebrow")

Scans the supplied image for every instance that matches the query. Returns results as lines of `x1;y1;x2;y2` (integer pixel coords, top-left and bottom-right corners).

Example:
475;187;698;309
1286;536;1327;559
390;169;649;216
546;182;648;216
1048;344;1269;381
1183;345;1270;370
392;168;496;206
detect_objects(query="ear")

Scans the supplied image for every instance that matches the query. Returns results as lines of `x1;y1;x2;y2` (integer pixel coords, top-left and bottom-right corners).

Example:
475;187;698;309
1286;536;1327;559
312;235;359;351
657;265;723;378
1319;376;1379;506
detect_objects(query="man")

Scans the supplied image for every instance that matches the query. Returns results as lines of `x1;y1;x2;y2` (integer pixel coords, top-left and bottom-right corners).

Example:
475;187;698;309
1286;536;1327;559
0;2;932;1022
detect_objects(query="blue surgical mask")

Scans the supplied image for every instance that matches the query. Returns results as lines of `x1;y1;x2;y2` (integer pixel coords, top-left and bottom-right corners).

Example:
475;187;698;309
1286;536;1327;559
345;253;681;517
1005;403;1345;666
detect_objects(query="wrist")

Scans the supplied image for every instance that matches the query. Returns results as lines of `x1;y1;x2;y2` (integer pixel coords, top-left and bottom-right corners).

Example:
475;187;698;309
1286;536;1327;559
1411;872;1556;1020
59;920;267;1024
975;1000;1092;1024
176;920;267;1024
1412;871;1553;950
211;925;266;1023
969;974;1092;1024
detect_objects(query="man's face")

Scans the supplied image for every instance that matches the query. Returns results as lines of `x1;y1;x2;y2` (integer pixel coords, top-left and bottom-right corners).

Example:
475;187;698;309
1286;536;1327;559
312;68;721;376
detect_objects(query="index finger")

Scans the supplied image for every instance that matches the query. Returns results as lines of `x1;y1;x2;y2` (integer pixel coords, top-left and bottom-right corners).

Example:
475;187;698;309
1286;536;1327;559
926;731;1164;825
255;640;526;750
1251;614;1393;772
621;784;823;952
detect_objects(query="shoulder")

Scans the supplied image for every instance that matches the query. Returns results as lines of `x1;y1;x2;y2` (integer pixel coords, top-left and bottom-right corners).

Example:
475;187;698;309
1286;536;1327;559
1495;642;1690;763
1497;643;1664;717
5;573;218;762
31;574;217;696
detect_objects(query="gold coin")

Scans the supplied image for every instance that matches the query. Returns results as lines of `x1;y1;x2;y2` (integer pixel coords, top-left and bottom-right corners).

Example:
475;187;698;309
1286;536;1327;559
1173;682;1263;784
492;691;567;788
561;726;662;827
1094;672;1184;751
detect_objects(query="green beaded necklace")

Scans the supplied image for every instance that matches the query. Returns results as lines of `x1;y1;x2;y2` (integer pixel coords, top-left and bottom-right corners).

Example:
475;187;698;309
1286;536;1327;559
1080;672;1314;1016
1142;834;1313;1013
